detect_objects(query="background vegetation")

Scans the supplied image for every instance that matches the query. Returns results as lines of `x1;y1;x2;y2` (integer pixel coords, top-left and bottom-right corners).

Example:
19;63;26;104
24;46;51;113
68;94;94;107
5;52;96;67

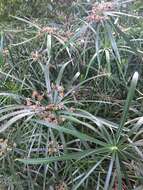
0;0;143;189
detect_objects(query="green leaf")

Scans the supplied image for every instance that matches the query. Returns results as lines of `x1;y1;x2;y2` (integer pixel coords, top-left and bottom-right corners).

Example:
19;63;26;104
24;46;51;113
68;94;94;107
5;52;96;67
116;72;139;142
54;60;71;103
33;120;106;146
16;149;95;164
47;34;52;59
115;154;122;190
104;152;115;190
105;21;121;63
73;155;108;190
0;112;35;133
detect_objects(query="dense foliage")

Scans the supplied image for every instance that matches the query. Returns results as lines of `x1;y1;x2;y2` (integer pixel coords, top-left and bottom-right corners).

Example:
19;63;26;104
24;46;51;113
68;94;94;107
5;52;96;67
0;0;143;189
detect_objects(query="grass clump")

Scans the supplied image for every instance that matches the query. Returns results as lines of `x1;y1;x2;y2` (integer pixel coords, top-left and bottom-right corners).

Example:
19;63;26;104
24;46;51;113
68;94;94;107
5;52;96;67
0;0;143;189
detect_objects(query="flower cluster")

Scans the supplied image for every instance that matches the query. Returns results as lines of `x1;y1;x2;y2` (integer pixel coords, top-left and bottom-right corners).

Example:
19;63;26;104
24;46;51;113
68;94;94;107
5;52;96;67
40;110;65;124
26;98;64;112
38;26;57;36
2;48;9;57
25;90;65;124
0;139;16;156
59;31;74;42
52;83;65;98
32;91;44;101
31;51;41;61
37;24;74;43
55;181;68;190
87;2;114;23
47;141;63;156
45;103;64;111
24;84;75;125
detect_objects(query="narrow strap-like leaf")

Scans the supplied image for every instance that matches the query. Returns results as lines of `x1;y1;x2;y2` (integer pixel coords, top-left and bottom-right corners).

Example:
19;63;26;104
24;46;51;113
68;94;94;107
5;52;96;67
116;72;139;142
